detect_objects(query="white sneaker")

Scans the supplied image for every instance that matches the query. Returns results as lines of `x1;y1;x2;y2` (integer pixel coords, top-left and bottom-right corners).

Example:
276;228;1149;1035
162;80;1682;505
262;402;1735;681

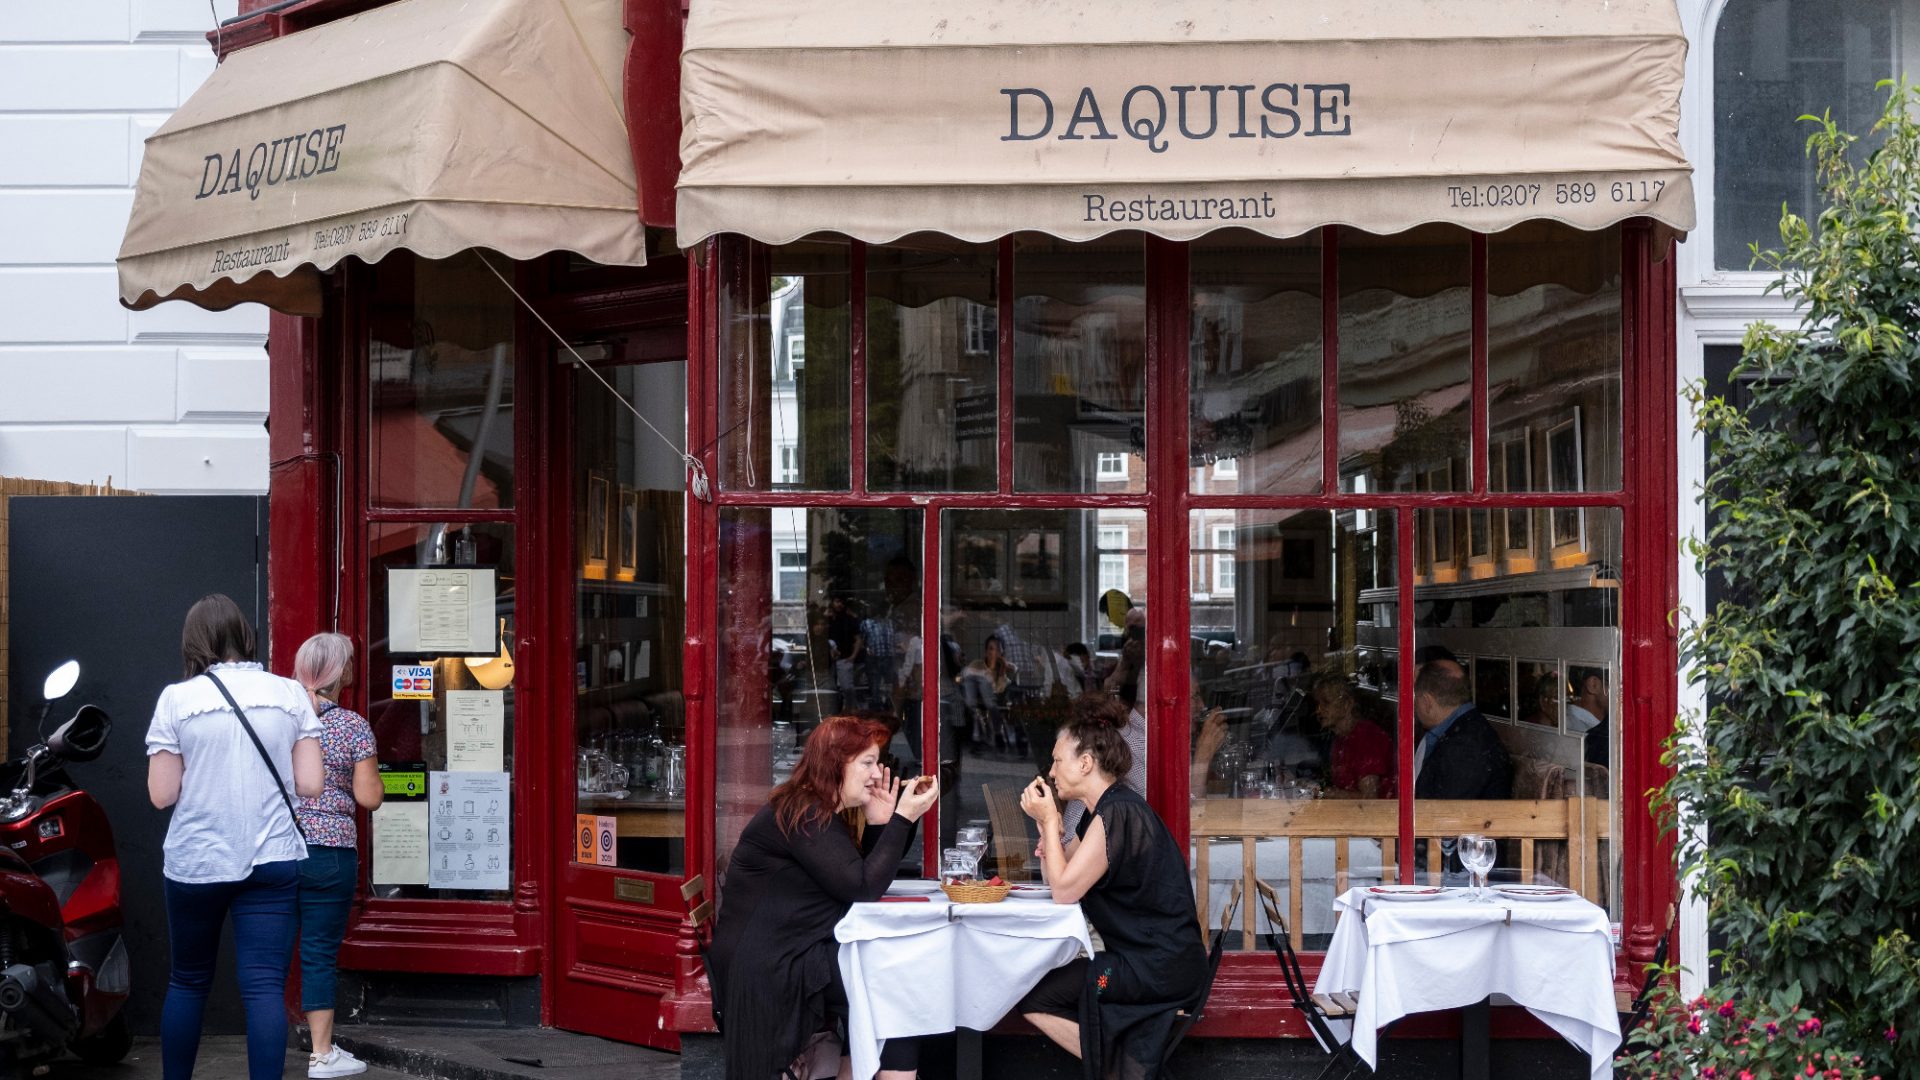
308;1046;369;1078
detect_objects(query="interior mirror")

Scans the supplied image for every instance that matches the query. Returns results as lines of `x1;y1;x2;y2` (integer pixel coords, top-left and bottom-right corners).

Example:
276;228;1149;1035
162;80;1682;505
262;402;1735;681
47;705;111;763
42;661;80;702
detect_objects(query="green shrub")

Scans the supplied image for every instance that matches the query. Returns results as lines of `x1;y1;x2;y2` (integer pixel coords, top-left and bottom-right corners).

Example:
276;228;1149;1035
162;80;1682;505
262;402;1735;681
1616;970;1894;1080
1661;81;1920;1080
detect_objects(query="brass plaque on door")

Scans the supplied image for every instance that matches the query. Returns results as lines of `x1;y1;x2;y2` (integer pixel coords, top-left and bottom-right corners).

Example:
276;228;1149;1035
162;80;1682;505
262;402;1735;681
613;877;655;904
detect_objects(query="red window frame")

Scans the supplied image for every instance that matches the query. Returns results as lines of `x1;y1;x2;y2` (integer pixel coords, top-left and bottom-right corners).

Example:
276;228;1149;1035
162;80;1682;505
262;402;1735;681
681;222;1679;1036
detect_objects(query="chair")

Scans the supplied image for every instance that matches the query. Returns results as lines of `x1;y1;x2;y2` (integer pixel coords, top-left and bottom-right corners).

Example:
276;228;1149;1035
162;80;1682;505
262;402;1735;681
1156;880;1242;1075
1619;904;1676;1051
1256;879;1370;1080
682;875;719;1031
981;782;1036;880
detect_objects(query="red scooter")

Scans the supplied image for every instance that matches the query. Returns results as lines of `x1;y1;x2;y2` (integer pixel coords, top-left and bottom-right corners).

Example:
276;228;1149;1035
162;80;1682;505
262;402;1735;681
0;661;129;1072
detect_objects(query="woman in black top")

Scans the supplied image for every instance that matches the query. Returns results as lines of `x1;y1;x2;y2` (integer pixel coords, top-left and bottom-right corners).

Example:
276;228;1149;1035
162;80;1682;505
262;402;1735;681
1018;692;1206;1080
707;715;940;1080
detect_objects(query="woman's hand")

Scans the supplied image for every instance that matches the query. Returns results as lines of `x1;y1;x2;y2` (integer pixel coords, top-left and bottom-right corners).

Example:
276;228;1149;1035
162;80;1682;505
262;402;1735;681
895;774;940;822
1195;707;1228;763
864;766;901;825
1020;776;1061;827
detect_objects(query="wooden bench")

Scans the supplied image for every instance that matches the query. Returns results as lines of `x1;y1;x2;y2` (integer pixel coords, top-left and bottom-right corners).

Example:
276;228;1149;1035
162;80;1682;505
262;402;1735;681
1191;798;1610;950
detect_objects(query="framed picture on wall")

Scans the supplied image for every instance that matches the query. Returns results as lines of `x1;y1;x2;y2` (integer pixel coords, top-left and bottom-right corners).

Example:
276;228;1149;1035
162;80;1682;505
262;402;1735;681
615;487;640;580
1473;655;1513;720
1515;659;1562;728
1500;435;1534;556
1012;528;1065;604
1548;409;1585;549
584;474;610;579
954;529;1008;603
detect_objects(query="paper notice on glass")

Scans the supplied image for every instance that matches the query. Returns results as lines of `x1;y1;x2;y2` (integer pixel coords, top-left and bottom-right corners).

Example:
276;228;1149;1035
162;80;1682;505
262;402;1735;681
427;771;510;891
387;568;496;655
371;802;429;885
446;690;505;772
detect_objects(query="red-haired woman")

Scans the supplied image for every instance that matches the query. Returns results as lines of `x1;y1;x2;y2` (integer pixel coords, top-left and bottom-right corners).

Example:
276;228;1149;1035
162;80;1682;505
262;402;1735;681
708;716;941;1080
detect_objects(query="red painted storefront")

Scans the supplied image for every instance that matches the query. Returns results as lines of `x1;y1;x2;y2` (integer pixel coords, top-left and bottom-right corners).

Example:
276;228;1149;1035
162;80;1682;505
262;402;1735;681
198;0;1682;1054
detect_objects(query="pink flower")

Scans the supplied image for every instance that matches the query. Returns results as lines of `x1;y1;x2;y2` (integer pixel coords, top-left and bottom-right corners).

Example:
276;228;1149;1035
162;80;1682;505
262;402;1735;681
1799;1018;1823;1036
1888;1027;1900;1043
1740;1072;1753;1080
1719;1001;1738;1018
1766;1022;1781;1037
1689;1016;1704;1036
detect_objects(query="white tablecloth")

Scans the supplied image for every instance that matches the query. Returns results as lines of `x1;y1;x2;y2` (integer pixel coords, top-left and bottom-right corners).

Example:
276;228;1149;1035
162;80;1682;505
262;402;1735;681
835;893;1093;1080
1315;887;1620;1080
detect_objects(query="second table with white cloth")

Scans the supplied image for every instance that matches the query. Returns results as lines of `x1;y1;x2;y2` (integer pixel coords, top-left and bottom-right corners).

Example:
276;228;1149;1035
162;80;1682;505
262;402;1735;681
1315;887;1621;1080
835;887;1093;1080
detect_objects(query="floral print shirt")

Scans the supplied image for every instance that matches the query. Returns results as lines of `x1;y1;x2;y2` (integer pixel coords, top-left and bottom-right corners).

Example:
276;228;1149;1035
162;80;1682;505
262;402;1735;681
294;701;376;849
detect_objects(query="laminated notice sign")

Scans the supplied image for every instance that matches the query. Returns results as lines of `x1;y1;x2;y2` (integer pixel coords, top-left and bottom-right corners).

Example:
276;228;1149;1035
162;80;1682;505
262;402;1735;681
446;690;505;772
575;814;617;867
392;665;433;700
428;771;510;891
371;802;429;885
387;567;496;656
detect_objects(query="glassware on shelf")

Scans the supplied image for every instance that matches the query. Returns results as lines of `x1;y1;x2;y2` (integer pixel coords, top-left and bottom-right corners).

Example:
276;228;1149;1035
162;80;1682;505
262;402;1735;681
661;745;687;800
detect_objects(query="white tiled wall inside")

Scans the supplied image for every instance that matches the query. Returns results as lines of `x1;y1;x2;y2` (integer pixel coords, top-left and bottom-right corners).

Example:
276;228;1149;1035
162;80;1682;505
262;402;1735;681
0;0;267;493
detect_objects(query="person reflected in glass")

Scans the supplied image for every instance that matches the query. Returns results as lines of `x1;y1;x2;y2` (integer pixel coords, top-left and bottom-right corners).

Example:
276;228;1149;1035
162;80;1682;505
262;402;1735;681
1315;677;1396;800
1519;672;1563;728
707;715;939;1080
1016;694;1206;1079
1412;659;1511;800
960;634;1012;749
1565;667;1610;769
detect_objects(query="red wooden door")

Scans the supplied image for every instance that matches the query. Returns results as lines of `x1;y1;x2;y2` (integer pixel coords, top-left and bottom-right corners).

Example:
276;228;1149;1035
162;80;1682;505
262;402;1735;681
549;330;692;1049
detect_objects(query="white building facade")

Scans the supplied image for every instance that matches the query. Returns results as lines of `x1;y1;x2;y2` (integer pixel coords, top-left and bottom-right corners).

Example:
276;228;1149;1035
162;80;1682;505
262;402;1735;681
0;0;267;493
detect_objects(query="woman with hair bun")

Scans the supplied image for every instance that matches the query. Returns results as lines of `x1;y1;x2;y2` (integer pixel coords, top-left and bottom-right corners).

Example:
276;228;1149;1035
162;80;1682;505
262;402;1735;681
708;715;941;1080
1017;691;1204;1080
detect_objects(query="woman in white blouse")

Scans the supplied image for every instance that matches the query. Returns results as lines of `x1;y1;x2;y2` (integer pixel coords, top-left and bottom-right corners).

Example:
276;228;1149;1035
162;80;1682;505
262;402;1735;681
145;595;323;1080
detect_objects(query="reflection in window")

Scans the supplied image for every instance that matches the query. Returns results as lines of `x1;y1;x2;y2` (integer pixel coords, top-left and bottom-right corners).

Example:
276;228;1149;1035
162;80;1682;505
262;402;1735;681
1489;223;1621;494
1191;231;1322;494
1338;225;1471;493
1713;0;1915;268
368;251;516;509
573;361;688;876
867;237;998;491
720;241;851;491
1013;234;1147;492
365;521;517;901
1189;510;1399;951
1412;508;1621;919
942;509;1145;872
715;508;923;879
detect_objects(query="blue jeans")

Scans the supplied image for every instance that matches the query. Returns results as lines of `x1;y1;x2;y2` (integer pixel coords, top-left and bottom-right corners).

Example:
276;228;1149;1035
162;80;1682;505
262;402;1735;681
162;859;300;1080
298;844;357;1012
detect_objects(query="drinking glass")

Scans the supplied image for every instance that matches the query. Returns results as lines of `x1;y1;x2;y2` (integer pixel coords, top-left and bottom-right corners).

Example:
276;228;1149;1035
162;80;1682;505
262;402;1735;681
955;825;988;879
942;847;974;884
1457;833;1497;901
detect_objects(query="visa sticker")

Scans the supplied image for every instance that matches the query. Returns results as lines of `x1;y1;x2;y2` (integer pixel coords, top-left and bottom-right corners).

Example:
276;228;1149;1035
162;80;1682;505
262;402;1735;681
392;665;433;700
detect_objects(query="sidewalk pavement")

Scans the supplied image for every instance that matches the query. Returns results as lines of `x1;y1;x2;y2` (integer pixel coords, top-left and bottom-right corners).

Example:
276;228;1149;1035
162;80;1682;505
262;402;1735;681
38;1029;681;1080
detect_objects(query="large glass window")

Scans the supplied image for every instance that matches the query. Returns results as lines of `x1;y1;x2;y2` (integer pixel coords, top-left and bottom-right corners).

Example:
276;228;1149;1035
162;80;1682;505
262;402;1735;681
1714;0;1919;268
1014;234;1147;492
867;237;998;491
1412;508;1622;919
1189;510;1399;951
572;359;688;876
719;240;852;492
1191;231;1322;494
1338;225;1471;493
368;251;516;509
941;508;1144;871
708;226;1648;957
714;508;924;877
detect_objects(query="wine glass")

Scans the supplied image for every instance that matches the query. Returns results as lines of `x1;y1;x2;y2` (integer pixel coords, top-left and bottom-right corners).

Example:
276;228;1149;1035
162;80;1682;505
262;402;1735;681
955;825;988;879
1457;833;1497;902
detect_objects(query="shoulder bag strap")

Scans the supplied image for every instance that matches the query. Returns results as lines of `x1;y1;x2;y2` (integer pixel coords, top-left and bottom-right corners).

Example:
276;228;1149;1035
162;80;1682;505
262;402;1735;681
204;671;309;843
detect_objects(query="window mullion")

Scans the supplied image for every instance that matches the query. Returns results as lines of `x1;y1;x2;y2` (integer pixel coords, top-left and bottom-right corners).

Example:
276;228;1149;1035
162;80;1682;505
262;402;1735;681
1471;232;1490;495
849;240;868;494
1395;505;1416;885
996;236;1015;494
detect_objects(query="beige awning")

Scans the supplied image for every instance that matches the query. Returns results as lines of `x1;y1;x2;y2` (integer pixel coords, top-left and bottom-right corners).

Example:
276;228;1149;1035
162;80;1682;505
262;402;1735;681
118;0;645;316
677;1;1696;246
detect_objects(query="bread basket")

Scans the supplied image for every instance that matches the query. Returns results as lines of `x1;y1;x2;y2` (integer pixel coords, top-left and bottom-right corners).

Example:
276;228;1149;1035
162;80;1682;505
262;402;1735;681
940;880;1011;904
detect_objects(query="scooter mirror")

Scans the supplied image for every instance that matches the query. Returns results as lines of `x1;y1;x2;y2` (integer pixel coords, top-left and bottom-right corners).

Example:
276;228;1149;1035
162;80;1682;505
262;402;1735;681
47;705;111;763
42;660;80;702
